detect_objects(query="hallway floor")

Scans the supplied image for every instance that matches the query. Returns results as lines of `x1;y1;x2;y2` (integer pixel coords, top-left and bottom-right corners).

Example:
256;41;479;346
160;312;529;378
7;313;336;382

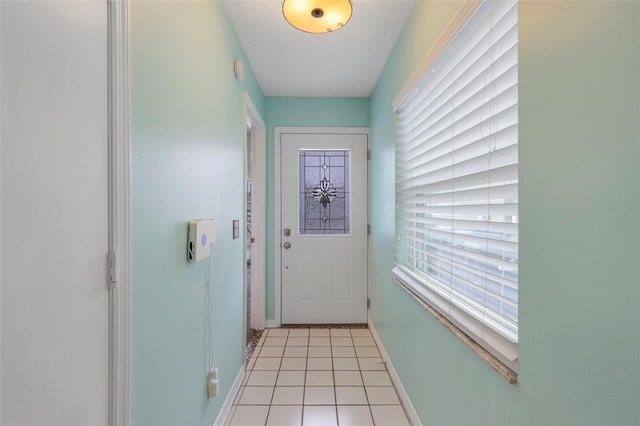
225;327;411;426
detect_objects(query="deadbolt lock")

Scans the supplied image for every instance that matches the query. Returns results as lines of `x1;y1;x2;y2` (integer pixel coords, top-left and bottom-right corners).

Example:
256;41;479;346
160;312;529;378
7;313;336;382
283;228;291;237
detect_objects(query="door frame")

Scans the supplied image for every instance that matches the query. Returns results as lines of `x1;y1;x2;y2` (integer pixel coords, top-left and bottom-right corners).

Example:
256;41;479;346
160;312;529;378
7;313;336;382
243;93;266;334
108;1;131;424
274;127;370;327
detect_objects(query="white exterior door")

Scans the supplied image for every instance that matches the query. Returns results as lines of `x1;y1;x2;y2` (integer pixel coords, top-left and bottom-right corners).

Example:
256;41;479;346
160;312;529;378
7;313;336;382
280;130;368;324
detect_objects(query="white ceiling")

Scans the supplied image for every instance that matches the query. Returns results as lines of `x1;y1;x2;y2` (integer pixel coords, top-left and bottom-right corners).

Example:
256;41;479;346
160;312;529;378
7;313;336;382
223;0;415;97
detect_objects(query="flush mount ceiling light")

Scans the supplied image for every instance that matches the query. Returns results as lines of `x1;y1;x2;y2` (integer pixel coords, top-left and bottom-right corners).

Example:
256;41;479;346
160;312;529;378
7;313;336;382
282;0;352;34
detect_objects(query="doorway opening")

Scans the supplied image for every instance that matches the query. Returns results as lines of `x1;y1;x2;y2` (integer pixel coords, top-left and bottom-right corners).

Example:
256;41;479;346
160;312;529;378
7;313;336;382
242;93;266;363
246;129;253;352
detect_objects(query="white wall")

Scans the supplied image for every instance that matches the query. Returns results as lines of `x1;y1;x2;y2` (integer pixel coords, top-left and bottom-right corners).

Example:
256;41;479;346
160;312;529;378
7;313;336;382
1;2;109;424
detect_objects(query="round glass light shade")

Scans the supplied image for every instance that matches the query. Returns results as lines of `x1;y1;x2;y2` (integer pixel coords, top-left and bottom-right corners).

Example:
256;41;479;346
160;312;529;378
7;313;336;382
282;0;352;34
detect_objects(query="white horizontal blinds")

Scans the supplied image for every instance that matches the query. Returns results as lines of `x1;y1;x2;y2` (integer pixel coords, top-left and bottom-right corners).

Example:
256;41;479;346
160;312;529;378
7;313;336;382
395;0;518;350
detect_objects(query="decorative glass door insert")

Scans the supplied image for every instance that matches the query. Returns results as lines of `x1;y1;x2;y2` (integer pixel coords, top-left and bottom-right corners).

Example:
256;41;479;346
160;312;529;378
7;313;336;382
299;149;350;234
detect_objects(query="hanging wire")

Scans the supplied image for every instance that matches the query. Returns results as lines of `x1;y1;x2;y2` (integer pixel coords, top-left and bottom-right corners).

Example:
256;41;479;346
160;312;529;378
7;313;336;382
205;257;216;369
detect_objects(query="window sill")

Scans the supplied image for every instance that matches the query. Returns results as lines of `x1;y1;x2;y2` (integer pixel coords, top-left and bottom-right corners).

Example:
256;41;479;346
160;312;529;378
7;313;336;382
393;275;518;385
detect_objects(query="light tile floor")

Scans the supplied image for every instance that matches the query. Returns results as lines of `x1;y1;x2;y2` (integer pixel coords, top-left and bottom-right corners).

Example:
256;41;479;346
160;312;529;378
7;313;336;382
226;327;411;426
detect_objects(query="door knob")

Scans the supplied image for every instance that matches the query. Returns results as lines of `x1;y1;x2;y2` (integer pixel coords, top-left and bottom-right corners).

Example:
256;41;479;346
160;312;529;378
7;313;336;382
283;242;291;249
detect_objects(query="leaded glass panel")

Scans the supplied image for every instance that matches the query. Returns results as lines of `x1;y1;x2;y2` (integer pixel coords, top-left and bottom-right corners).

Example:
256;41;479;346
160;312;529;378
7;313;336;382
299;150;350;234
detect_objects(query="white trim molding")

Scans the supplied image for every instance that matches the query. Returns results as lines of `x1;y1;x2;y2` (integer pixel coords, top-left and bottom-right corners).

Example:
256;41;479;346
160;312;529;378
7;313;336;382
243;92;266;333
368;320;422;426
392;0;482;110
213;366;246;426
265;320;280;329
0;3;3;420
108;0;131;424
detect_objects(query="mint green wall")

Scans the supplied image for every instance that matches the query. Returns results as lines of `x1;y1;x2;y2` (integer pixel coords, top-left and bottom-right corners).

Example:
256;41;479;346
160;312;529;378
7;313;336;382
130;2;263;425
370;1;640;425
263;97;370;320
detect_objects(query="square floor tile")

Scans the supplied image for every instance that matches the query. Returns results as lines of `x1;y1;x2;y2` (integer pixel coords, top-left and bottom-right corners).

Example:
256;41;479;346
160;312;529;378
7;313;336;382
352;337;376;347
266;405;303;426
334;371;363;386
267;328;290;337
277;371;306;386
233;327;410;426
288;328;310;337
306;370;334;386
247;371;278;386
254;357;281;371
258;346;285;358
238;386;274;405
355;346;380;358
287;337;309;347
303;405;337;426
272;386;304;405
229;405;269;426
264;337;287;347
304;386;335;405
337;405;374;426
284;346;308;358
331;337;353;347
366;386;400;405
370;405;410;426
289;337;309;347
333;357;359;371
332;346;356;358
308;347;331;358
362;371;392;386
280;357;307;371
350;328;372;337
357;357;386;371
307;357;332;371
308;337;330;347
335;386;368;405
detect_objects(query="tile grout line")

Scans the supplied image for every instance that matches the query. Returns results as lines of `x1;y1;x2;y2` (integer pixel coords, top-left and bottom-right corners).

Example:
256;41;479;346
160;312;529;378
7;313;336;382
264;328;284;426
229;327;408;426
353;328;376;426
301;327;307;426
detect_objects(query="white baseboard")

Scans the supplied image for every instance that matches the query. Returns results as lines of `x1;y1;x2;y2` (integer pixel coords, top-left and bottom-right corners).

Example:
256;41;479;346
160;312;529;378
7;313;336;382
368;320;423;426
213;365;245;426
265;319;280;328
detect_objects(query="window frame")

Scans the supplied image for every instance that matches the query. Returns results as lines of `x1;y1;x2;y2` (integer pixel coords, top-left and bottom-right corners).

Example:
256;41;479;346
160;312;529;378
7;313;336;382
392;0;519;375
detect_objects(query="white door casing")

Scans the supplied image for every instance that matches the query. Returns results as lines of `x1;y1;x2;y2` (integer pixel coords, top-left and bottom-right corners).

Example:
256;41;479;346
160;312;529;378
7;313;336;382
108;0;131;424
277;128;369;324
243;92;266;333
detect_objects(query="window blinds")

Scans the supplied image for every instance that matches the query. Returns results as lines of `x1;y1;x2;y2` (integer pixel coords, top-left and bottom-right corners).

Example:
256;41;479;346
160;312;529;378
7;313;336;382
393;0;518;366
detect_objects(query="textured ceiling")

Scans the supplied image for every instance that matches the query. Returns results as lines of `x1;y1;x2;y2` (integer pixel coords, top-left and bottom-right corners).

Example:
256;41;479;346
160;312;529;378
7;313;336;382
223;0;415;97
